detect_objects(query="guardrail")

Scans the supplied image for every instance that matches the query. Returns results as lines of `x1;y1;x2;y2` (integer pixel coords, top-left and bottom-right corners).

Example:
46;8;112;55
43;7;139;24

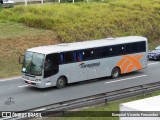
9;0;95;6
1;81;160;119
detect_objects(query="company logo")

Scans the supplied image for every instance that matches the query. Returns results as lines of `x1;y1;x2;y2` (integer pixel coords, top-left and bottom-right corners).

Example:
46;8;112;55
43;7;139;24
117;54;144;74
79;62;100;68
2;112;42;118
2;112;12;118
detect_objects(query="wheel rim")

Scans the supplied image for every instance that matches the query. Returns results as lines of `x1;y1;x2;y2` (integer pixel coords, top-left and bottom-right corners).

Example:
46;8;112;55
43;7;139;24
113;69;119;77
58;79;64;86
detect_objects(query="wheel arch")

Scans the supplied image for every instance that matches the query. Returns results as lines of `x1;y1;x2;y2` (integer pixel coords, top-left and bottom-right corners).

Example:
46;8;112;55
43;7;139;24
115;66;121;74
58;75;68;84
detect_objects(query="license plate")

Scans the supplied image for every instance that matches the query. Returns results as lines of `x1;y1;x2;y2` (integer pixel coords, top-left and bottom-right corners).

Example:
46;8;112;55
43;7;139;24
28;81;32;84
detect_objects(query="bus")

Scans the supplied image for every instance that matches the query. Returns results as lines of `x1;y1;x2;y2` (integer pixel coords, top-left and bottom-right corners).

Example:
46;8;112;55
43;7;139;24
19;36;148;88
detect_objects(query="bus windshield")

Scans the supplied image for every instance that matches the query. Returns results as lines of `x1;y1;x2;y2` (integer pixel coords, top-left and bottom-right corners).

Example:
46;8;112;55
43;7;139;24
22;52;44;76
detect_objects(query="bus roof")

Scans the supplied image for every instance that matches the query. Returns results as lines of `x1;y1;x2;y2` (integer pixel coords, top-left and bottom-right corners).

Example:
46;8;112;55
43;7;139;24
27;36;147;54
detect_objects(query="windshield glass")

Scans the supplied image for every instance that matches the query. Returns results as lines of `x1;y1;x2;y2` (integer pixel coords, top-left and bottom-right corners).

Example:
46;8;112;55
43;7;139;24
22;52;44;76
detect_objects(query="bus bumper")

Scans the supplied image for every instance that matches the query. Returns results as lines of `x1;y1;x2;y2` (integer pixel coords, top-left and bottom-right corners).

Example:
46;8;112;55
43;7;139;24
23;79;51;88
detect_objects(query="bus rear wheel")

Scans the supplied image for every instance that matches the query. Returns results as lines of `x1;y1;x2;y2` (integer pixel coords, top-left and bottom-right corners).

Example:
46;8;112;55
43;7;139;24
111;67;120;79
56;77;67;88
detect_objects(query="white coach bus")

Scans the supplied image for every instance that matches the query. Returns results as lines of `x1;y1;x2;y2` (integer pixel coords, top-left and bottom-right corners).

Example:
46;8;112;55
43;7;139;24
19;36;148;88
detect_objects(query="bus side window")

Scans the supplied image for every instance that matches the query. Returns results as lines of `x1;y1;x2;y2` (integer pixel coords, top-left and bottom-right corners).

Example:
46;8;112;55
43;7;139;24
109;45;118;57
77;51;83;62
44;53;59;78
132;42;139;53
102;47;109;57
118;45;126;55
63;52;74;64
73;52;76;62
94;48;103;59
138;41;146;52
83;49;94;61
125;43;133;54
95;47;109;58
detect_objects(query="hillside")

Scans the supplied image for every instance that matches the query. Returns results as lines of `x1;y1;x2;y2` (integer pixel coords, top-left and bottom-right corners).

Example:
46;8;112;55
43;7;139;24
0;0;160;78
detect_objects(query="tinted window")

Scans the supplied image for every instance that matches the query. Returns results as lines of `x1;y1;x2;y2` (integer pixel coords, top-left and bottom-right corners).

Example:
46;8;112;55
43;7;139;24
117;45;126;55
94;47;109;59
76;51;83;62
125;41;146;54
132;42;139;53
126;43;133;54
83;49;94;61
138;41;146;52
109;45;118;56
63;52;74;64
44;53;59;78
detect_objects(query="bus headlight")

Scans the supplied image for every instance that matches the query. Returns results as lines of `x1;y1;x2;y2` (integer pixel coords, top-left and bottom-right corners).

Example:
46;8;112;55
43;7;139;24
46;82;51;86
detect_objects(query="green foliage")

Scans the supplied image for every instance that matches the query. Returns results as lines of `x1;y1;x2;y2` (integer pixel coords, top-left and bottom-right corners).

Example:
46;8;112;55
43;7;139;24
0;5;3;11
0;20;57;78
0;1;160;43
1;0;160;78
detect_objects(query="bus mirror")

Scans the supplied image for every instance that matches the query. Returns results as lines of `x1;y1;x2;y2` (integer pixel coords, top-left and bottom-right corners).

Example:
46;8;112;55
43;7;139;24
19;55;24;64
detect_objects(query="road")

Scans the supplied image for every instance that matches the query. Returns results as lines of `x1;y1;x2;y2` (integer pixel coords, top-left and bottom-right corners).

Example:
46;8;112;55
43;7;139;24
0;61;160;111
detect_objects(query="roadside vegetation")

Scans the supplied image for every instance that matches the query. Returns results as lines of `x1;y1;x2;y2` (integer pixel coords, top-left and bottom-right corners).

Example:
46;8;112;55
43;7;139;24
0;20;58;78
0;0;160;78
1;0;160;42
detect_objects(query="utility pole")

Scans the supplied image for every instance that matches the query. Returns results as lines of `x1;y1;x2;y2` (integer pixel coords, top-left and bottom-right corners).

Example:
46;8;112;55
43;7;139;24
25;0;27;6
41;0;43;4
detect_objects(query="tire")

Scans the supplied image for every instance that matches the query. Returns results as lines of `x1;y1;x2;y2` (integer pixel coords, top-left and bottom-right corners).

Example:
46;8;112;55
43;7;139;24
56;77;67;88
111;67;120;79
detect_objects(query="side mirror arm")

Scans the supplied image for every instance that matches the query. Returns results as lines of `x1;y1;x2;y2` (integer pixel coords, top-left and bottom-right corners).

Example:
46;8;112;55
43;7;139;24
19;55;24;64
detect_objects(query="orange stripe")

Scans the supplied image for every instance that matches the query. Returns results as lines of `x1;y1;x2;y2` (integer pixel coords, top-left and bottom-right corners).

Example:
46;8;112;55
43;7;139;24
121;60;131;74
127;54;144;72
124;56;142;69
134;55;139;58
116;57;126;67
126;54;143;73
136;54;144;60
127;63;134;73
116;54;144;74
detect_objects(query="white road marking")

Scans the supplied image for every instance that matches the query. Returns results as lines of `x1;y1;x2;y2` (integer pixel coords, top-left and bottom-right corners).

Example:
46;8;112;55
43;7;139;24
34;108;46;111
18;85;29;88
105;75;147;84
148;62;159;66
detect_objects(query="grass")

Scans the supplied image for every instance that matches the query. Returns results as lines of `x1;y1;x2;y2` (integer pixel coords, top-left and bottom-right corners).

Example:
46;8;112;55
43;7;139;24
1;0;160;42
33;90;160;120
0;20;58;78
0;0;160;78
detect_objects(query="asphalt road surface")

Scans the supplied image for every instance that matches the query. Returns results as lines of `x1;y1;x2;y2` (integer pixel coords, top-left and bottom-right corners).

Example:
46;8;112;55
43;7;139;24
0;61;160;111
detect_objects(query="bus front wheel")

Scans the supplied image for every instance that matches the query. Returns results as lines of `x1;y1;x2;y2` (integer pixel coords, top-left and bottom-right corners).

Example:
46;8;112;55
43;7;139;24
111;67;120;79
56;77;67;88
